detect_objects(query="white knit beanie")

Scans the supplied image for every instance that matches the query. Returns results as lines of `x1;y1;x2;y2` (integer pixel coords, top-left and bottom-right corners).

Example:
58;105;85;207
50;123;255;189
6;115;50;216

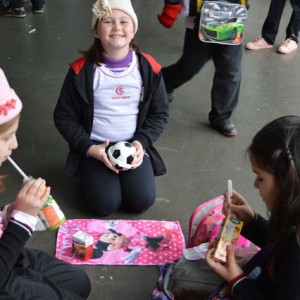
91;0;138;34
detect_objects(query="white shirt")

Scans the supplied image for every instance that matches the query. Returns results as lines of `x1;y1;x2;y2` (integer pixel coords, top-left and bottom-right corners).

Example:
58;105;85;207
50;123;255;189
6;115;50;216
91;53;142;142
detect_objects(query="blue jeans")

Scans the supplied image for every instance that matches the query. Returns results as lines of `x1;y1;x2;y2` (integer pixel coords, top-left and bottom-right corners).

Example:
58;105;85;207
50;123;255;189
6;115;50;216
9;0;45;8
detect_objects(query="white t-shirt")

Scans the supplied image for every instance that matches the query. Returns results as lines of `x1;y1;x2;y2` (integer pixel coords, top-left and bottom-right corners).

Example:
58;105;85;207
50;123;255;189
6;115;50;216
91;53;142;142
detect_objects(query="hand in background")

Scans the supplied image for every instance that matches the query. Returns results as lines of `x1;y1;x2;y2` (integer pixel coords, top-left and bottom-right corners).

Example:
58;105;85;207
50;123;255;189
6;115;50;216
14;178;50;217
157;3;182;28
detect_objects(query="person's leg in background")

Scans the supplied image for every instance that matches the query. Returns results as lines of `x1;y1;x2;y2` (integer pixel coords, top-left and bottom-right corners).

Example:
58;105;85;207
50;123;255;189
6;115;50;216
31;0;45;13
277;0;300;53
161;28;211;103
262;0;287;44
209;43;242;136
0;0;7;9
5;0;45;16
162;26;239;136
6;0;26;17
245;0;286;50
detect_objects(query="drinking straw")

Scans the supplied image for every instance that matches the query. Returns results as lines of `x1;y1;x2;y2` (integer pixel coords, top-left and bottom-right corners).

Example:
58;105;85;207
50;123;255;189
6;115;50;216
7;156;29;181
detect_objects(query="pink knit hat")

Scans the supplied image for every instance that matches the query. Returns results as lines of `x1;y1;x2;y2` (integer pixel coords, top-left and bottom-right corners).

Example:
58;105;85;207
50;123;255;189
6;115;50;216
0;69;22;125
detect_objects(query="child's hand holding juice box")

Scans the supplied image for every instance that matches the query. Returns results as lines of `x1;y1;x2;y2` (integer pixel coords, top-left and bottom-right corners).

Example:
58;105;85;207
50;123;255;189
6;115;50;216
212;180;243;262
213;215;243;262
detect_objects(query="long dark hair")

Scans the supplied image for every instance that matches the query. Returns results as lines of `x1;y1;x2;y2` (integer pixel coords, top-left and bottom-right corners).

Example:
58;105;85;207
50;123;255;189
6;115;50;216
247;116;300;247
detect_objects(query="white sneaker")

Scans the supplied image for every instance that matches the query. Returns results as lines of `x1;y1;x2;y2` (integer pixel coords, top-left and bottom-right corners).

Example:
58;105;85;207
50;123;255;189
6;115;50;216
277;38;298;54
245;36;273;50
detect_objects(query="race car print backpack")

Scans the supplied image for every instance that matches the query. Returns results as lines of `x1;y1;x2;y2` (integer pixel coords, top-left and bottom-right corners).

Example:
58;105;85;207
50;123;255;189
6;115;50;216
198;1;247;45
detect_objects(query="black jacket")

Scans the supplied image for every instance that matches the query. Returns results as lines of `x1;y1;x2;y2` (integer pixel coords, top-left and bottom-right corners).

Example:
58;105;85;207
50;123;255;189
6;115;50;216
0;221;30;290
232;214;300;299
54;51;169;177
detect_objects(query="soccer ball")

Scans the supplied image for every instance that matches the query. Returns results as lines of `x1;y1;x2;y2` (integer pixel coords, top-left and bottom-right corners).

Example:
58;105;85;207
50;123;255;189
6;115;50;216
107;141;136;171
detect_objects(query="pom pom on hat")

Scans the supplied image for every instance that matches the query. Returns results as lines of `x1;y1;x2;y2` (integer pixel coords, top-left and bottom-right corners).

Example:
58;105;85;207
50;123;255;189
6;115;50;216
91;0;138;34
0;69;22;125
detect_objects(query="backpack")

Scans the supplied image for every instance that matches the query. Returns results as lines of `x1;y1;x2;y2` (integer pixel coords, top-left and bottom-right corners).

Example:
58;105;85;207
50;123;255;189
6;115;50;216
187;195;253;250
198;1;247;45
150;196;259;300
182;0;247;17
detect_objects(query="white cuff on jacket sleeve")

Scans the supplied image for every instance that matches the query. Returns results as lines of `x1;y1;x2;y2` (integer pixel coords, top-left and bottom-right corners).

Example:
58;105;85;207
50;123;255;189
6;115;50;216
11;210;39;232
1;204;10;226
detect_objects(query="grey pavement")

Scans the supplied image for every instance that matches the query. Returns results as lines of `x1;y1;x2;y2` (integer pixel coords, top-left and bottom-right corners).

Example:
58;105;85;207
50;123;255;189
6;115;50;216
0;0;299;299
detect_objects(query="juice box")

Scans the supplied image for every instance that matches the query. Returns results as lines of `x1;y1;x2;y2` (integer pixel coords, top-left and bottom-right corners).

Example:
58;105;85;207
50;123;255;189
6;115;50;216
72;231;94;261
213;215;243;263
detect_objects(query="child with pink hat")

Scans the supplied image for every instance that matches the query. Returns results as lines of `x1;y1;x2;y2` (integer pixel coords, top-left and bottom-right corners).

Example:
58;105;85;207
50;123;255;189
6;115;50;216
0;69;91;299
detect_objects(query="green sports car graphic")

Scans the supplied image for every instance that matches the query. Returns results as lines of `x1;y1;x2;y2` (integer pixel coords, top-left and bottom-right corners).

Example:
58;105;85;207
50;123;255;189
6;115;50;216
201;17;244;41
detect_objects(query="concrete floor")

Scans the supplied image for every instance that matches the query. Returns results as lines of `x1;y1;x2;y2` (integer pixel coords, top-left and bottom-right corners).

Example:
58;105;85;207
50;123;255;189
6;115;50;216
0;0;300;299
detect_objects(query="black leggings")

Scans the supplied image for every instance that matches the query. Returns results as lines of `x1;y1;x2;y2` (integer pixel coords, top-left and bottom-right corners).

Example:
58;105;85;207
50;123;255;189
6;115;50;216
0;248;91;299
79;155;156;216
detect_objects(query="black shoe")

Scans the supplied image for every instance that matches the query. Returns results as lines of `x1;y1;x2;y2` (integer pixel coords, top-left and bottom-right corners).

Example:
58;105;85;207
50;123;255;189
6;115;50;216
33;5;44;13
5;7;26;17
212;120;238;137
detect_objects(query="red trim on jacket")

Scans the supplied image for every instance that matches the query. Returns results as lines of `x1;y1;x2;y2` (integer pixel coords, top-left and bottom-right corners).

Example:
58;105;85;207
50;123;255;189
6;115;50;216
141;52;161;74
69;53;161;75
70;57;87;74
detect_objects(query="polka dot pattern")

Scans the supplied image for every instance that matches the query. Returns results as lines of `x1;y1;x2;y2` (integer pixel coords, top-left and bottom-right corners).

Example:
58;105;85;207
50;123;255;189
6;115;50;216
55;219;186;265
